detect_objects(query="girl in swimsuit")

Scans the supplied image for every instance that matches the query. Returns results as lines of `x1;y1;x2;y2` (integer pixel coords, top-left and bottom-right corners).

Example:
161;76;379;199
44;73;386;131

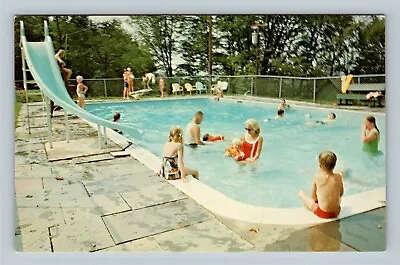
127;68;135;94
241;119;264;162
156;126;199;181
361;115;380;153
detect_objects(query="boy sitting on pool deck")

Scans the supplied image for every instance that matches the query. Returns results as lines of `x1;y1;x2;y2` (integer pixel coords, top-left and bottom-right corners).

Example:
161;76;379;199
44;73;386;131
224;139;245;161
298;151;344;219
203;133;225;142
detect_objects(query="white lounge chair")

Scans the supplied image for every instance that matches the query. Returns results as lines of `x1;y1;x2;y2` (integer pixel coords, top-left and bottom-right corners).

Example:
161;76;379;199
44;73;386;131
172;83;184;95
184;83;196;95
195;82;208;94
211;81;228;94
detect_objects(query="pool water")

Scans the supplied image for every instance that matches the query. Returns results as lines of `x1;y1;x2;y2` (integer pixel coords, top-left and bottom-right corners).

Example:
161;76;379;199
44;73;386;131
87;98;386;208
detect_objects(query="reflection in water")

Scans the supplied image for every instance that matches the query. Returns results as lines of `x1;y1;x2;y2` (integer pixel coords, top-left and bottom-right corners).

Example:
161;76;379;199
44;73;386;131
309;222;342;252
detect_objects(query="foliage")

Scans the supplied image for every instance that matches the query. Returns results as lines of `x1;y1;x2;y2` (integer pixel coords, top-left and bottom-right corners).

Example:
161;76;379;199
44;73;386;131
15;15;385;81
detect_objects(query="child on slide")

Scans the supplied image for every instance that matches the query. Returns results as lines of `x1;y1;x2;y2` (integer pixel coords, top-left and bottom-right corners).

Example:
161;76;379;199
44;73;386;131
224;139;245;161
202;133;225;142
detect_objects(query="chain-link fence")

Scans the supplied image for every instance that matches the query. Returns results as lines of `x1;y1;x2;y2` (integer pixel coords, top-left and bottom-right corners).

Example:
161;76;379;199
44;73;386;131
17;74;385;104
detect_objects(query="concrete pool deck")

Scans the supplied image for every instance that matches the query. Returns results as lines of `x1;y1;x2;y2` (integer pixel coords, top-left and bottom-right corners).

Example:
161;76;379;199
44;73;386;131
14;101;386;252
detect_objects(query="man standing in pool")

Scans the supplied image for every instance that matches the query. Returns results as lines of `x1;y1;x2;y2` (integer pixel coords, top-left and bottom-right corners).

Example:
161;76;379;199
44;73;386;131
184;111;205;146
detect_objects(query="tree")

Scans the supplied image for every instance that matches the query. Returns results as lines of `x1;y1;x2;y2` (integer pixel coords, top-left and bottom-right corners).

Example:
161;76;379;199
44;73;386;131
130;16;181;77
353;16;385;74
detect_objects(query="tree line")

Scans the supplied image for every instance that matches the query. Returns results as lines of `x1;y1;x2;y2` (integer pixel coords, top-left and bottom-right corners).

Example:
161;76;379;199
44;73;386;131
14;15;384;81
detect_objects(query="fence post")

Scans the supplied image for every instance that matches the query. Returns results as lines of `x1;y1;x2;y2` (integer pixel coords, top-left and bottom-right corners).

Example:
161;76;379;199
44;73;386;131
103;79;107;97
250;77;254;96
313;79;316;103
358;76;361;84
278;77;283;98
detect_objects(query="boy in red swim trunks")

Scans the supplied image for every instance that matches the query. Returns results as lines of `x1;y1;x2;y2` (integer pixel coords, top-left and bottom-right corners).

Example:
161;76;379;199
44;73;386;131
202;133;225;142
298;151;344;219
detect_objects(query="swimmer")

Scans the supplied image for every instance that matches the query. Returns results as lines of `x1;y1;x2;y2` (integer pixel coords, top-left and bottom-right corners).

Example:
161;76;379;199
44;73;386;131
316;113;336;124
306;113;336;126
184;111;205;146
202;134;225;142
361;115;380;153
278;99;290;110
113;112;123;134
224;138;245;161
240;119;264;162
274;109;285;120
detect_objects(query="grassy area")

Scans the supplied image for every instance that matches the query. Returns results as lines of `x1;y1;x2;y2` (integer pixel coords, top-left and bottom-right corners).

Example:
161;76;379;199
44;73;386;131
14;90;43;128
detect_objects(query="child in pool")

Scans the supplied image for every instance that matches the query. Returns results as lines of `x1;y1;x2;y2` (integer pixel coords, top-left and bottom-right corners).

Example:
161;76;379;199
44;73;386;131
202;133;225;142
278;99;290;110
274;109;285;119
113;112;123;134
298;151;345;219
224;138;245;161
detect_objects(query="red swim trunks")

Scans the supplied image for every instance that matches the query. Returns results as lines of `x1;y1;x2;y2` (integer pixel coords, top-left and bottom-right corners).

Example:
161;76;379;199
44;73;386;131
313;203;339;219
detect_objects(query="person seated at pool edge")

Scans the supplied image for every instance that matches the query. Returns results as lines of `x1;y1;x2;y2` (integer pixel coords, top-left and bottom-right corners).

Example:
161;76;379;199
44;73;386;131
241;119;264;162
361;115;380;153
113;112;123;134
274;109;285;120
185;111;205;146
224;138;245;161
298;151;344;219
156;125;199;182
203;133;224;142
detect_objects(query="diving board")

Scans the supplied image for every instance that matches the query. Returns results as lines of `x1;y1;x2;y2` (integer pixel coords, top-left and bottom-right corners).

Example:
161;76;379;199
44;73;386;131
20;21;144;148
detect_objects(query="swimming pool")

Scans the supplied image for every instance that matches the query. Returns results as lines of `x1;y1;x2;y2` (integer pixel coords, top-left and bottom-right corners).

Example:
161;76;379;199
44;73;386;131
87;98;386;208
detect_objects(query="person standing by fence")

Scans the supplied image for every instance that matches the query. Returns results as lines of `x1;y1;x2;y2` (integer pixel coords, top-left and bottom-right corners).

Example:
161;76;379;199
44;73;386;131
158;76;165;97
127;67;135;94
122;68;129;100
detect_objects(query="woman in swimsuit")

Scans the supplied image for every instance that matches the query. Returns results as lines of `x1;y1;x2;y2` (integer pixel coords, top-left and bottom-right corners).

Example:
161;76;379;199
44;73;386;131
122;69;129;99
241;119;264;162
361;115;380;153
156;126;199;182
127;68;135;94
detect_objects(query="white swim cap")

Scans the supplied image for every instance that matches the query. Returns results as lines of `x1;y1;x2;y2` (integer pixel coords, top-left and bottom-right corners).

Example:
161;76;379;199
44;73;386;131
127;67;131;71
76;75;83;82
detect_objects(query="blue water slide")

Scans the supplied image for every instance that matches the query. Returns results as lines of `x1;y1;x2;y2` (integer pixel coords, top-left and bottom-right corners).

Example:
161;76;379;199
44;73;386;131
20;20;144;139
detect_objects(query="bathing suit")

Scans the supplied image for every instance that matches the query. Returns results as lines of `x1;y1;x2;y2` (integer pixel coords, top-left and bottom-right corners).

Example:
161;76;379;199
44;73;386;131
161;156;181;180
184;121;199;145
77;93;85;99
225;146;245;161
313;202;340;219
363;128;380;153
207;135;224;142
242;134;260;160
124;81;129;88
